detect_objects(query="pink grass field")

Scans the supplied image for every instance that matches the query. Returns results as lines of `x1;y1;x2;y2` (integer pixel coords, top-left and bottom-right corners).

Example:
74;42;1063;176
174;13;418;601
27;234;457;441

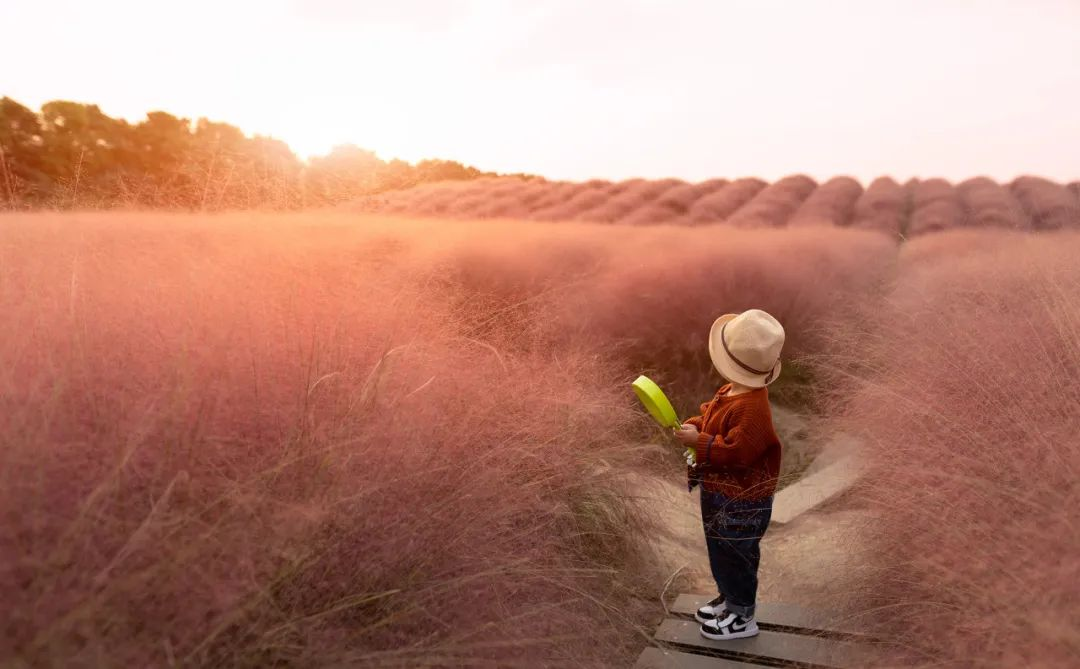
353;175;1080;238
1;210;1077;667
811;229;1080;667
0;212;894;667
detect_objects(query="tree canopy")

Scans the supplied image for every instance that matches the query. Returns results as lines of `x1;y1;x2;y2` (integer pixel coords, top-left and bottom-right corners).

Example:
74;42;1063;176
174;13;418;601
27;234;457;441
0;97;530;209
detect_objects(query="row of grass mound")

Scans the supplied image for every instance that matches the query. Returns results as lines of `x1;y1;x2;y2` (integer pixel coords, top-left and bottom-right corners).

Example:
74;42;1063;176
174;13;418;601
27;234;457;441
353;174;1080;235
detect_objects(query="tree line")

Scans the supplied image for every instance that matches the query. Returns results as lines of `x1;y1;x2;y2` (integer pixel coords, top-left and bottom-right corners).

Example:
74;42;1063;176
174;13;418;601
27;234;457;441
0;97;532;210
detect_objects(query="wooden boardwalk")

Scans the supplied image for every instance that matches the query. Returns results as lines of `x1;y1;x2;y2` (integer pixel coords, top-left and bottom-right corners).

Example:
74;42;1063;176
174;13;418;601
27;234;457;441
635;594;880;668
770;453;863;525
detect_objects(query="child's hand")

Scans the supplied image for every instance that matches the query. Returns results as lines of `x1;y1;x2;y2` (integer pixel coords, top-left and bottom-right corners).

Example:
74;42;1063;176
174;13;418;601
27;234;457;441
673;423;700;446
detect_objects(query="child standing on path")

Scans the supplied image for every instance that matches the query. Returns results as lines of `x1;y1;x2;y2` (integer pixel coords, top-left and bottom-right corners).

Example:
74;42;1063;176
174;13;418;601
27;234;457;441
674;309;785;641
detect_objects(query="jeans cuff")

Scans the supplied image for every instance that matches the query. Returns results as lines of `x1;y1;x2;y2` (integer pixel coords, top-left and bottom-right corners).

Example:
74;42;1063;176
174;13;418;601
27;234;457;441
724;601;754;618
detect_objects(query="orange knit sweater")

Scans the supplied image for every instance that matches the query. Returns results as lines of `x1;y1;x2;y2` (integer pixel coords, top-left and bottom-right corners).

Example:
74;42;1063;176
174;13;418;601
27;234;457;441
684;384;782;500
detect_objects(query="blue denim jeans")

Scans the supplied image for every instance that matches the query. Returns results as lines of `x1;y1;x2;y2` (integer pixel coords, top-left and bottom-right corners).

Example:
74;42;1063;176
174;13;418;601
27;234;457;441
700;489;774;619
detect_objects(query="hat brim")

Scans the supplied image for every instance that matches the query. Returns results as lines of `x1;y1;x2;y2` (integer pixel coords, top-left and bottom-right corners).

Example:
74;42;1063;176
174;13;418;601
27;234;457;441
708;313;782;388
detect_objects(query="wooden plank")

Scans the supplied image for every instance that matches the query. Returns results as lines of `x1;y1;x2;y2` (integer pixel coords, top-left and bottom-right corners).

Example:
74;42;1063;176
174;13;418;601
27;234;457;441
772;454;863;525
654;618;871;669
635;646;757;669
670;594;869;638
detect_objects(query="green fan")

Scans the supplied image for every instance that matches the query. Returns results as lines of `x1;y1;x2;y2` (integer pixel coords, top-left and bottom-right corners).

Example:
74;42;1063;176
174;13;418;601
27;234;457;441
632;375;682;429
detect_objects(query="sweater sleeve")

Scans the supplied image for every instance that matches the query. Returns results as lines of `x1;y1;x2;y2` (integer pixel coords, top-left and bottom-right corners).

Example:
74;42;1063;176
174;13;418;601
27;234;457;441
694;405;771;468
683;397;716;429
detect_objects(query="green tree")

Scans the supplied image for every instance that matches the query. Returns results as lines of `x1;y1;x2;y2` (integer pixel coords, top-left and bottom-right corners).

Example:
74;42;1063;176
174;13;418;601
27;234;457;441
0;96;524;209
182;119;302;209
39;100;138;205
0;97;50;204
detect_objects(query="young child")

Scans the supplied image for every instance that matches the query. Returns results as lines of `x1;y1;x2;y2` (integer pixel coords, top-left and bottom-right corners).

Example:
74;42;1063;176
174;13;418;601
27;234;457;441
673;309;784;641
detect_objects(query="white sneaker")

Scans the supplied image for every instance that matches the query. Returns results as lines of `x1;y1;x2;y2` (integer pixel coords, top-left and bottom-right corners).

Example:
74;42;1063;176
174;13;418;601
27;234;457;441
700;611;759;640
694;595;727;624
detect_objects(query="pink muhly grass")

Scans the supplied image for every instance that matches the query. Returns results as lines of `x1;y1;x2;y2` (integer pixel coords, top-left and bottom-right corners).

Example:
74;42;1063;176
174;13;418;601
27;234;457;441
442;192;493;217
622;203;678;225
406;182;474;216
554;224;895;388
725;175;818;228
604;178;648;197
851;176;913;236
646;179;697;208
527;182;600;221
811;229;1080;667
1010;176;1080;231
655;179;728;212
355;176;1072;237
383;216;897;411
581;178;615;190
427;178;511;217
377;181;463;214
542;184;614;221
524;181;587;215
453;178;524;211
470;179;554;219
450;177;527;217
788;176;863;228
956;176;1027;229
1068;181;1080;204
615;182;722;225
0;213;668;667
908;178;963;236
618;202;685;226
684;178;767;224
575;179;683;224
463;223;894;409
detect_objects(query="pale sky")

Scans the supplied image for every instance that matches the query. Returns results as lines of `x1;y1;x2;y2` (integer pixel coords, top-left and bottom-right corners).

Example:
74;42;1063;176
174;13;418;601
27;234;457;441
3;0;1078;182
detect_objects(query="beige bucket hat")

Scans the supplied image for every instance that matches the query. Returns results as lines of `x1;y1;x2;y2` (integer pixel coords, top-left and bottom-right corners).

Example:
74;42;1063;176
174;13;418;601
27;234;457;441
708;309;785;388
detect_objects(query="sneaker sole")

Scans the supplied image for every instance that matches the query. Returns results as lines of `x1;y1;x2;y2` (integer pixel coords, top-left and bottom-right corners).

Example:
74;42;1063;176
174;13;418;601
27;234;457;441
699;626;759;641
